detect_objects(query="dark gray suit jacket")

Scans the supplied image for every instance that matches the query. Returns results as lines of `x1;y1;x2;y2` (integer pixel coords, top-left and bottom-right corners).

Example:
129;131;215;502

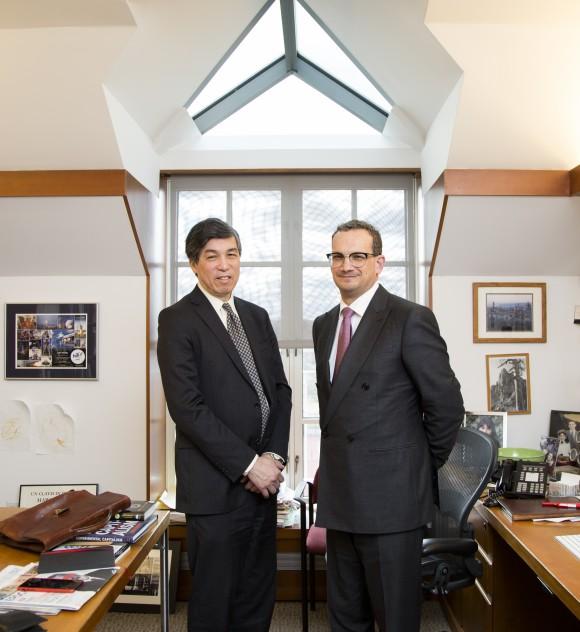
157;286;291;515
312;285;464;534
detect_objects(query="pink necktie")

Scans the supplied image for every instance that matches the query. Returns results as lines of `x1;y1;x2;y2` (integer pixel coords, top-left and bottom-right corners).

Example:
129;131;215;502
334;307;354;378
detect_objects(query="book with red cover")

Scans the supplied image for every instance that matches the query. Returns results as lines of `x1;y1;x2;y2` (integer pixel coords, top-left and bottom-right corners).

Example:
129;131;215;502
497;496;580;521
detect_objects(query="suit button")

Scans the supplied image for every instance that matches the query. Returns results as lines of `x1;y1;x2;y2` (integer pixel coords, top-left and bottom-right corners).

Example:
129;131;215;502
347;434;354;442
321;430;329;438
361;382;370;391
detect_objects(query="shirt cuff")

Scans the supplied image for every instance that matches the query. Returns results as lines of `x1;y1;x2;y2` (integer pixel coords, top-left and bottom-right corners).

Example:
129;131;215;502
243;455;259;476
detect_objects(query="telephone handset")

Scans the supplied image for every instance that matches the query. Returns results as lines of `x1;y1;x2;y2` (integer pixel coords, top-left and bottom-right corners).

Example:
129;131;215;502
496;459;549;498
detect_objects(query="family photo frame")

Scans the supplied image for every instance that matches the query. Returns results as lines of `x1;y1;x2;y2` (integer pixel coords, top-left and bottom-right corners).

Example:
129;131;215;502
4;303;98;380
473;282;546;343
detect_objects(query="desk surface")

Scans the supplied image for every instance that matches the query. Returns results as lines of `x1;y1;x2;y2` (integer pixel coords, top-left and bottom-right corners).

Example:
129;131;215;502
477;502;580;619
0;507;170;632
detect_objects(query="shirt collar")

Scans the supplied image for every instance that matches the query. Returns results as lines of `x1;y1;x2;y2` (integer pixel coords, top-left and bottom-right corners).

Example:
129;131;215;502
339;282;379;318
197;283;237;315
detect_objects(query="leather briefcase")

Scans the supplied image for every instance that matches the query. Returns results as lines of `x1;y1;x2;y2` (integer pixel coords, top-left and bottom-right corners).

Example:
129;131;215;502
0;490;131;552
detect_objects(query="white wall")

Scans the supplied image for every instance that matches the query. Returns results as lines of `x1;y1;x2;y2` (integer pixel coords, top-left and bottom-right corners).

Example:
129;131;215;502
0;275;147;506
433;275;580;449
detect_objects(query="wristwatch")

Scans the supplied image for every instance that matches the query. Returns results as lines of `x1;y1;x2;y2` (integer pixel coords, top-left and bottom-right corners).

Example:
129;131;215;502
265;451;286;466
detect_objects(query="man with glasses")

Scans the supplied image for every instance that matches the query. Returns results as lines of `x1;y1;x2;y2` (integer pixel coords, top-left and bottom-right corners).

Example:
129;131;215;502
313;219;464;632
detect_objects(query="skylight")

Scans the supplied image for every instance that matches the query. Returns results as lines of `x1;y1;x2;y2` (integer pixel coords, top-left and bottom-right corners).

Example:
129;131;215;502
186;0;392;134
207;75;377;136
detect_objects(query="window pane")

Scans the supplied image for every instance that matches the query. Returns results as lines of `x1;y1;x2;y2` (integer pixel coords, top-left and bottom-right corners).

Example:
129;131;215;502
187;0;284;116
357;190;406;261
235;266;281;332
302;349;318;419
303;267;338;321
303;424;321;481
380;266;407;299
177;266;197;300
177;191;227;262
295;2;391;113
232;190;281;261
303;190;351;261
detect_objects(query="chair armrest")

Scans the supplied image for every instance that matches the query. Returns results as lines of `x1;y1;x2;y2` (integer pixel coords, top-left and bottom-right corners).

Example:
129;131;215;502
422;537;477;557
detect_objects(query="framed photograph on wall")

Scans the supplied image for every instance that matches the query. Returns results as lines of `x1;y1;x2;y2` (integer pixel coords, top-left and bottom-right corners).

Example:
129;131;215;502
464;411;508;448
486;353;531;415
473;282;546;343
5;303;97;379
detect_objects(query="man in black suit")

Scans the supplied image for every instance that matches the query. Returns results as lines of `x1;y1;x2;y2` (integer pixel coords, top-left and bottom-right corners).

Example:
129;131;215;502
313;219;464;632
157;218;291;631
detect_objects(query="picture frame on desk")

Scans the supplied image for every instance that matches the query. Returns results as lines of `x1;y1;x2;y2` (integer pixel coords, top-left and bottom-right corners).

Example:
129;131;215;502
464;411;508;448
473;282;546;343
486;353;531;415
19;483;99;507
4;302;98;379
549;410;580;470
112;540;180;614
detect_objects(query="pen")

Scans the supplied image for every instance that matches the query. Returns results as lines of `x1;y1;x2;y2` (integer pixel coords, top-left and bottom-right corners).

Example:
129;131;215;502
541;501;580;509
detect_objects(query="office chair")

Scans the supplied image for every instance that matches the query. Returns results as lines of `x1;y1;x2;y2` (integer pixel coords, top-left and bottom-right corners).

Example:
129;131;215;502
295;468;326;632
421;427;497;596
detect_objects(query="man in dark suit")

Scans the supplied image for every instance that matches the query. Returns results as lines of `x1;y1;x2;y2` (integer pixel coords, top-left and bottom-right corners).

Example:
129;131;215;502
157;218;291;632
313;219;464;632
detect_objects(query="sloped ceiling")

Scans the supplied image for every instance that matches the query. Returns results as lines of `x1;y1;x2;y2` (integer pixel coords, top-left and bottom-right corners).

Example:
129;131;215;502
426;0;580;169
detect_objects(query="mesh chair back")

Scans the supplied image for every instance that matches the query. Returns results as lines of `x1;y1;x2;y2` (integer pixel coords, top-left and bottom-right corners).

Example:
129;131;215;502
434;428;497;538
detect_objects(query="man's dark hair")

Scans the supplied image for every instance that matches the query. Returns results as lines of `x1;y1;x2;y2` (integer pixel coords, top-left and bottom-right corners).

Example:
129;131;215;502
185;218;242;263
332;219;382;255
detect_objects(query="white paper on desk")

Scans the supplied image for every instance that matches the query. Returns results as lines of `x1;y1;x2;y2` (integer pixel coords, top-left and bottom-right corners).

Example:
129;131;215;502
533;516;580;523
559;472;580;486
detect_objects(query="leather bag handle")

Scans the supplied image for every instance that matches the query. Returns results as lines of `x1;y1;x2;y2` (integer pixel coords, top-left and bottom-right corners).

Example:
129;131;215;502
72;509;112;535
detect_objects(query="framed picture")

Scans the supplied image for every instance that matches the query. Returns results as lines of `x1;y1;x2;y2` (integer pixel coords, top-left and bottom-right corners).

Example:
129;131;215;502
539;435;559;478
473;282;546;343
464;411;507;448
5;303;97;379
112;540;181;613
548;410;580;469
486;353;531;415
19;483;99;507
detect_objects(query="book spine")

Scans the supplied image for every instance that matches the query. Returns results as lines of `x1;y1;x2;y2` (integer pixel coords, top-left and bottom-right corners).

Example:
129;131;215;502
113;512;146;520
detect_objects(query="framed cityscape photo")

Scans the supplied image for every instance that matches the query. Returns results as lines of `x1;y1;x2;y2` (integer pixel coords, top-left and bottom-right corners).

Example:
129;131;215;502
486;353;531;415
464;411;508;448
473;282;546;343
5;303;97;380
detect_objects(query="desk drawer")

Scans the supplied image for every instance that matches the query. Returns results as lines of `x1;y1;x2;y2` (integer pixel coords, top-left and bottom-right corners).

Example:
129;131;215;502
476;546;493;596
470;508;491;557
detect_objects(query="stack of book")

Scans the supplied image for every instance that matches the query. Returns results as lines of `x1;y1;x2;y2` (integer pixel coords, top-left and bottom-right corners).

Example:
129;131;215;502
74;500;158;545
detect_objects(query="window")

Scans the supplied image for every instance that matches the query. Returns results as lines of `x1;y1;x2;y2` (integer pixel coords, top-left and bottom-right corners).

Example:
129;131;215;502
167;173;417;487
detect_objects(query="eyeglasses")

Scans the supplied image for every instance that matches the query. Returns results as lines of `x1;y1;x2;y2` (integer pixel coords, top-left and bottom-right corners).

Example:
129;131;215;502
326;252;378;268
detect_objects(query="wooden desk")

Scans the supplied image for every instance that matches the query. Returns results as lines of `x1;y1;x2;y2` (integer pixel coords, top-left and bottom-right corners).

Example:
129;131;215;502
0;508;170;632
443;502;580;631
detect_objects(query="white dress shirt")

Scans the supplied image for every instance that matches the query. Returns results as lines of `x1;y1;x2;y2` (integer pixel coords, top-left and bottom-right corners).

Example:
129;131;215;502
329;282;380;380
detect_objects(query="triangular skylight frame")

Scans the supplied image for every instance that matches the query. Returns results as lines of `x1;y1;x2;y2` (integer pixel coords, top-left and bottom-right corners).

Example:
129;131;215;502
185;0;392;134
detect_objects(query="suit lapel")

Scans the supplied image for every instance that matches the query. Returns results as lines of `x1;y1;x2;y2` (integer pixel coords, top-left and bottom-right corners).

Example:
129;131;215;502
322;286;392;428
189;287;254;390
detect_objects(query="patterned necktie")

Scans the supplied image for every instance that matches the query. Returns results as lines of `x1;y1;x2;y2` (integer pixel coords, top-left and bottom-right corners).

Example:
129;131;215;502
222;302;270;437
334;307;354;378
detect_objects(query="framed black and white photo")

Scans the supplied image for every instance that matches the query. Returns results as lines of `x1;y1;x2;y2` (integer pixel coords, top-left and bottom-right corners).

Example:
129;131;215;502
548;410;580;469
112;540;181;613
473;282;546;343
5;303;97;379
486;353;531;415
464;411;507;448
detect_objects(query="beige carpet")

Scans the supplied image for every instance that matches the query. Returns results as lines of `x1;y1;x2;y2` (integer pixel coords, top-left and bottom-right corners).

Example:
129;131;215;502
96;600;449;631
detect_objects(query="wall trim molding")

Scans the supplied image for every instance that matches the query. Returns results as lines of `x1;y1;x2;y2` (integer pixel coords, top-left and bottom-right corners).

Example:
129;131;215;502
570;165;580;196
0;170;131;197
444;169;571;196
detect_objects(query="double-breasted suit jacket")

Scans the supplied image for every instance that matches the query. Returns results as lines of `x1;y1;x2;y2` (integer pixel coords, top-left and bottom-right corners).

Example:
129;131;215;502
313;285;464;534
157;286;291;516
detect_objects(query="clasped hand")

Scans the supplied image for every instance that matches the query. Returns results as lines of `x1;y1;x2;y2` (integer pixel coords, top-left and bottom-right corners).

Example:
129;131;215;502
244;455;284;498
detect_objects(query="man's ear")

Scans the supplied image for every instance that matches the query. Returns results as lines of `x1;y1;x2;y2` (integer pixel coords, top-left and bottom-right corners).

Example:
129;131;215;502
190;261;198;276
376;255;386;274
